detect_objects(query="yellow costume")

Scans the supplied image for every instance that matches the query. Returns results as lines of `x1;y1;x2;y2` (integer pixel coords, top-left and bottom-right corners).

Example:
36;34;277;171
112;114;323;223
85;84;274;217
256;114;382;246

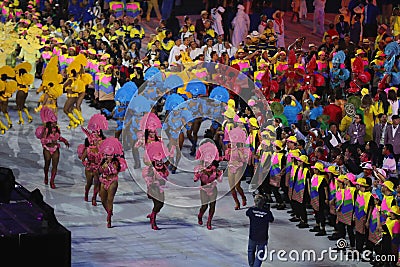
36;56;63;114
18;29;43;85
64;54;93;128
0;66;17;133
15;62;34;124
359;105;377;142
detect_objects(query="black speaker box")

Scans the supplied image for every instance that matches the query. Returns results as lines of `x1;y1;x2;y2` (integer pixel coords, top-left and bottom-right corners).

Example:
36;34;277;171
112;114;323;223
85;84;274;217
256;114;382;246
0;167;15;203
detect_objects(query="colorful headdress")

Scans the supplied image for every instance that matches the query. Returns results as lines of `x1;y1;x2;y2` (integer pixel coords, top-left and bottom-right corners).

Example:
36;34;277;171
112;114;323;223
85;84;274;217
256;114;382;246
140;112;162;131
145;141;171;161
195;142;219;164
40;106;57;123
14;62;32;74
67;54;87;76
186;79;206;96
0;66;15;78
164;74;184;90
115;81;137;104
164;93;185;111
228;127;248;143
209;86;229;103
332;50;345;64
99;137;123;156
88;114;109;131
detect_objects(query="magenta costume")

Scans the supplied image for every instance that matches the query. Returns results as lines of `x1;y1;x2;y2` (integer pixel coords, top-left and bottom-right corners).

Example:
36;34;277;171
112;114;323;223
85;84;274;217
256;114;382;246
224;127;251;173
35;107;69;189
194;164;223;197
77;128;104;172
143;141;174;230
99;163;119;190
38;129;67;154
35;107;68;155
98;137;127;190
77;114;109;172
194;142;223;230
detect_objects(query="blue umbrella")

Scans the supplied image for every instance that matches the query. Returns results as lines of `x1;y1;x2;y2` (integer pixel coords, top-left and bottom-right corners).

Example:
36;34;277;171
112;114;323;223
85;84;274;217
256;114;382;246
186;79;206;96
164;74;184;90
115;81;138;103
209;86;229;103
164;93;185;111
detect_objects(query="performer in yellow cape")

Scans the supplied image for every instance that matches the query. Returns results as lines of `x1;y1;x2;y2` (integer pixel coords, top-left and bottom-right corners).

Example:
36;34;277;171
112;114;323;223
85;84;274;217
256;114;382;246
63;54;92;128
0;66;17;133
35;56;63;114
15;62;34;124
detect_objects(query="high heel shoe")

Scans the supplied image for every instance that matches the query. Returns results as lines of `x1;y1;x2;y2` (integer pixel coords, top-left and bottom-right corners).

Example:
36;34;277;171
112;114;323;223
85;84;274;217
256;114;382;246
242;196;247;207
91;196;97;206
197;212;204;225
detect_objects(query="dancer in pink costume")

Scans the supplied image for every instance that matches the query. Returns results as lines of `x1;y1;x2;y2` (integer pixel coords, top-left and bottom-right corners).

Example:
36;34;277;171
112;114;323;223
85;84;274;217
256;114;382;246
35;107;69;189
136;112;163;147
77;114;108;206
225;127;251;210
98;137;127;228
194;141;223;230
142;141;173;230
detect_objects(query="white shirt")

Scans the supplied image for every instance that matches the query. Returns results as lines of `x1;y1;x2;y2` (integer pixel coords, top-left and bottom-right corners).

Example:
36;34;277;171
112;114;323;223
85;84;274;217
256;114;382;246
380;123;387;145
392;125;399;138
213;43;225;57
202;45;213;62
168;45;182;65
225;45;237;59
189;47;202;60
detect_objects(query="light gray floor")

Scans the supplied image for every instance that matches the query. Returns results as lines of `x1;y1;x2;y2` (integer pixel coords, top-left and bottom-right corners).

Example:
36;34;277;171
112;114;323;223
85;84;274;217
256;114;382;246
0;81;369;267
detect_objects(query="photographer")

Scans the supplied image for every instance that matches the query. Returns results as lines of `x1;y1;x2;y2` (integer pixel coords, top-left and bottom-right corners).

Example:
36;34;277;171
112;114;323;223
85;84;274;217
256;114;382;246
246;194;274;267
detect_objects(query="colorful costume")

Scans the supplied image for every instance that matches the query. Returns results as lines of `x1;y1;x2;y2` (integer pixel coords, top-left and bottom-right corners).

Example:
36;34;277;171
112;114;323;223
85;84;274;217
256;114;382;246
225;127;251;210
0;66;17;133
35;107;69;188
77;114;109;205
102;81;138;134
98;137;127;228
329;51;350;93
15;62;34;124
143;141;173;230
35;56;63;114
194;142;223;230
64;54;93;128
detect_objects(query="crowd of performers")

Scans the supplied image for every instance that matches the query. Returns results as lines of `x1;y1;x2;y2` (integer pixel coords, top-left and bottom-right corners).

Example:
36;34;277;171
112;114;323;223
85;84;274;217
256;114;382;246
1;1;400;265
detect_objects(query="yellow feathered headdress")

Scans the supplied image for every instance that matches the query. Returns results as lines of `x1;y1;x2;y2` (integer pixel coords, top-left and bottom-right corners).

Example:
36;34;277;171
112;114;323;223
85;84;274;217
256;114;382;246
67;54;88;77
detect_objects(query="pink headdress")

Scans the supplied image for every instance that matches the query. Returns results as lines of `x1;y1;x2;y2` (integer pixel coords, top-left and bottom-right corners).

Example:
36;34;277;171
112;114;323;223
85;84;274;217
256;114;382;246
228;127;247;143
88;114;108;132
40;106;57;123
81;126;102;145
145;141;172;161
196;142;219;163
99;137;123;156
140;112;162;131
345;173;357;184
